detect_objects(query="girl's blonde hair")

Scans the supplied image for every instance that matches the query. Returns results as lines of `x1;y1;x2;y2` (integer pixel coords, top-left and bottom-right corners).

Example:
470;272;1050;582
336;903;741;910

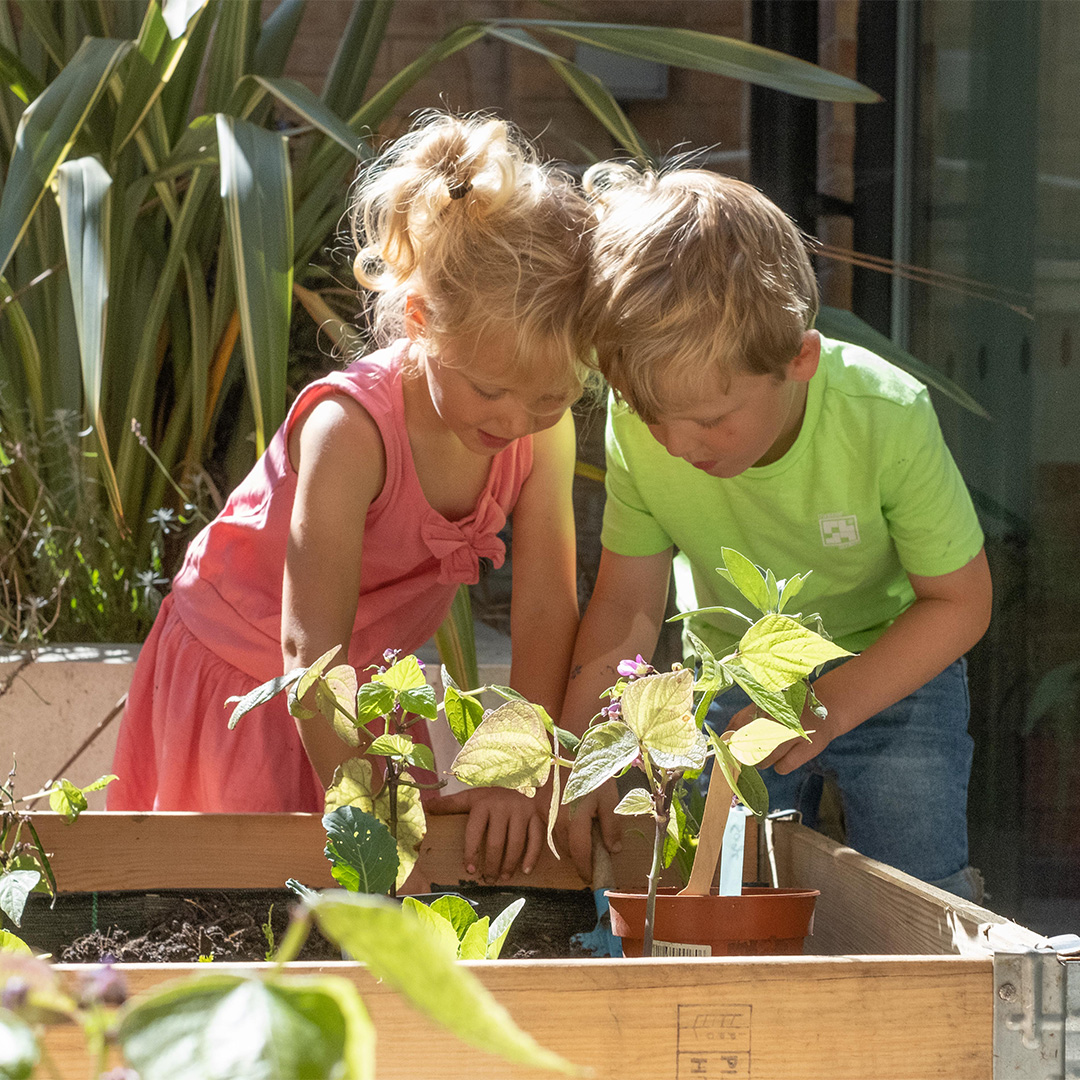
582;163;819;422
351;112;596;394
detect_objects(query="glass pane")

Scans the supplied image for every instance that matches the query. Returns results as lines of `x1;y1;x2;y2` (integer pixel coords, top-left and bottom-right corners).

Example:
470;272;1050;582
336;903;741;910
910;0;1079;934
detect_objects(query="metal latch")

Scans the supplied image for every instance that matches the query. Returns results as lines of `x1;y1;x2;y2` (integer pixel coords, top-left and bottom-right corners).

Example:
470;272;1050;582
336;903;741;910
994;936;1080;1079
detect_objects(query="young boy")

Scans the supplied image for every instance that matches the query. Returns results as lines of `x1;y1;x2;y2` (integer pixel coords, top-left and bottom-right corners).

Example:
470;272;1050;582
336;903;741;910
561;166;992;901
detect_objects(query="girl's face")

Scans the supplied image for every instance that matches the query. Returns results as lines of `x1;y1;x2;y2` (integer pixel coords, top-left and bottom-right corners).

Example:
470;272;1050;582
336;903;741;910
420;329;579;456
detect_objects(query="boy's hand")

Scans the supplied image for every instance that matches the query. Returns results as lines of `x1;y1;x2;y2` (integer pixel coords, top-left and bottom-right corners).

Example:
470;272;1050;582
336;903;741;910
426;787;545;881
558;780;623;883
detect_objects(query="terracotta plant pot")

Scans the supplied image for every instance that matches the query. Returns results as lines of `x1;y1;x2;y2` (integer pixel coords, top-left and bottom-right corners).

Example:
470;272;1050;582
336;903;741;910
605;886;820;958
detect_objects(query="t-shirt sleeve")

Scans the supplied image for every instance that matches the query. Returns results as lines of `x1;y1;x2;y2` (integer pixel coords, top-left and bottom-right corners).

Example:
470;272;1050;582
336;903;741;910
600;398;674;557
880;389;984;578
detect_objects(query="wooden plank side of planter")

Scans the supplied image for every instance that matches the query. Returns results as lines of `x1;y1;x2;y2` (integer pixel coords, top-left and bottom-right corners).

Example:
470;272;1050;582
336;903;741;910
29;812;720;893
40;955;993;1080
773;821;1043;956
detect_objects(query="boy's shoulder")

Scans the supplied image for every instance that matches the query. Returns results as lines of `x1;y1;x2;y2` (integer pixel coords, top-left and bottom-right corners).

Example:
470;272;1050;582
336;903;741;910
818;335;925;410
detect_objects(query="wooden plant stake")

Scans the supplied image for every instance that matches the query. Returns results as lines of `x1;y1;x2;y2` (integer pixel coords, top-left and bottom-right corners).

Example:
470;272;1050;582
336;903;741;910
679;762;740;896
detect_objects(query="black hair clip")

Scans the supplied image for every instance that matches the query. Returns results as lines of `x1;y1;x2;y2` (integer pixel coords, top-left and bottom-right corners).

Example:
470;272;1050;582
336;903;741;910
448;181;472;200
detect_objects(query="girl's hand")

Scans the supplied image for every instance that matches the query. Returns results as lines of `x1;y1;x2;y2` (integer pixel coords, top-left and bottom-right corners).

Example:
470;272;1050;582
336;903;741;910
427;787;546;881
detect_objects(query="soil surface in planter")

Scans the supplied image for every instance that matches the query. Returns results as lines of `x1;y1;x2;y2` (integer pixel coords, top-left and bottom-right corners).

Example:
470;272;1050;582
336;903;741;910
14;884;603;963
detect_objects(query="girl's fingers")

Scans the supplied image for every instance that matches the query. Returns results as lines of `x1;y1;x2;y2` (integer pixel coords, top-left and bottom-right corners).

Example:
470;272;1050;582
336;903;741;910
462;803;491;876
497;811;528;881
523;812;544;875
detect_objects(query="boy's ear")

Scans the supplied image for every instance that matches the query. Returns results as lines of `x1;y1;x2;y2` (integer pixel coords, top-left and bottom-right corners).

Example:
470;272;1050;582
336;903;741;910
403;292;427;341
787;330;821;383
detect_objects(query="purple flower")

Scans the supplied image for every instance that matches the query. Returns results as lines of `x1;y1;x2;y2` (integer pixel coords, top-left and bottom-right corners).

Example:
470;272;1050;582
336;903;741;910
600;699;622;721
382;648;401;666
617;655;655;680
78;963;127;1008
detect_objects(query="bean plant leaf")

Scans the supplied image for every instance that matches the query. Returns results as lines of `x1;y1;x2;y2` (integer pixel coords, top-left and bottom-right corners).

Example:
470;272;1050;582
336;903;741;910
0;1006;37;1078
487;898;525;959
293;646;343;704
355;681;395;724
399;683;438;720
561;721;639;804
687;628;733;726
718;548;772;614
708;732;769;817
316;665;360;746
727;717;804;766
324;758;378;813
305;892;580;1075
451;701;553;796
368;734;428;769
613;788;654;816
737;614;852;691
620;669;703;767
443;683;485;746
722;661;807;732
377;655;427;693
323;806;398;896
0;871;40;928
777;572;810;613
47;780;88;822
737;764;770;818
227;668;304;728
117;974;368;1080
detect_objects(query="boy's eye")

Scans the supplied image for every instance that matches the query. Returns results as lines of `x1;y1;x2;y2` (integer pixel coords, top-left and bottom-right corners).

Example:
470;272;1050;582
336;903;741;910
696;415;725;430
471;383;505;401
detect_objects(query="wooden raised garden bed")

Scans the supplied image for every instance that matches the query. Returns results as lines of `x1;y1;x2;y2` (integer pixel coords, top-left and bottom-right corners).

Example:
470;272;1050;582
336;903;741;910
23;812;1074;1079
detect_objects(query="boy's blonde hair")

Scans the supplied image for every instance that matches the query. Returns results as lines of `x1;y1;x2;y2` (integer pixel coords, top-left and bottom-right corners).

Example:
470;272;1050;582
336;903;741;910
583;163;819;422
351;112;596;395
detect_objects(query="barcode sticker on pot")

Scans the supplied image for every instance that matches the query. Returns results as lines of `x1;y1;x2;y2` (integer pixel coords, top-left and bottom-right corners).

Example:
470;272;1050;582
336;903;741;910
653;940;712;957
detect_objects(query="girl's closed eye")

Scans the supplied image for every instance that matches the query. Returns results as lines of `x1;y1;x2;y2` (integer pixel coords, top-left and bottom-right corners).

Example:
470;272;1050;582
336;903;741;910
470;380;505;401
696;415;725;430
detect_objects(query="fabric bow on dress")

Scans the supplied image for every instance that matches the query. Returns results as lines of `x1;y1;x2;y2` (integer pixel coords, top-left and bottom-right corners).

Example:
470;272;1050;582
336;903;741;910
420;492;507;585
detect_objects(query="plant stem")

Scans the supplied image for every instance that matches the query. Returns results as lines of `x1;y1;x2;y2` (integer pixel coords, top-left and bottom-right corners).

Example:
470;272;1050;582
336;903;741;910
643;782;674;957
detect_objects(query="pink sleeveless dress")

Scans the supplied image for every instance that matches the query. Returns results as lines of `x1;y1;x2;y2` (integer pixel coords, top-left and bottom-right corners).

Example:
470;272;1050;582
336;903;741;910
108;342;532;811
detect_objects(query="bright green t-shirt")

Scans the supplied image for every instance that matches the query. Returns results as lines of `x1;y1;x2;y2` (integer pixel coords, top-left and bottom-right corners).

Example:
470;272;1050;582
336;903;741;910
601;336;985;657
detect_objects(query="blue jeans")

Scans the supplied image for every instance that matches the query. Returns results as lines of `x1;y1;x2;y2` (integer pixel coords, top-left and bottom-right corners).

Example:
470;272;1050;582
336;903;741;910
702;658;981;901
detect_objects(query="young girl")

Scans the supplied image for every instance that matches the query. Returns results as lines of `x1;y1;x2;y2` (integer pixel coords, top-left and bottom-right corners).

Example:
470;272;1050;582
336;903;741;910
108;112;594;880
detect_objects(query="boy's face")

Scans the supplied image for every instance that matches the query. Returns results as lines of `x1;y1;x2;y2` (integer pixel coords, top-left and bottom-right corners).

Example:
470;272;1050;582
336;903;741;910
643;331;820;479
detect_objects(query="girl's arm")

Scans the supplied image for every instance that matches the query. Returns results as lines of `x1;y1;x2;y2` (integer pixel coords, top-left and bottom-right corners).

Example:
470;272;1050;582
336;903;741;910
756;547;993;773
505;409;581;713
281;394;386;786
427;411;580;879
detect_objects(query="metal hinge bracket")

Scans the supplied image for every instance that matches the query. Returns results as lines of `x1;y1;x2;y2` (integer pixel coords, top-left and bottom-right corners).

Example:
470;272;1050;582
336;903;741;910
994;937;1080;1079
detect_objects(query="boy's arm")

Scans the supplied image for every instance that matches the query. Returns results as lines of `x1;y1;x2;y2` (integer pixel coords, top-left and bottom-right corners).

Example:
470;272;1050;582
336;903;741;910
428;413;580;881
558;544;674;881
756;547;993;774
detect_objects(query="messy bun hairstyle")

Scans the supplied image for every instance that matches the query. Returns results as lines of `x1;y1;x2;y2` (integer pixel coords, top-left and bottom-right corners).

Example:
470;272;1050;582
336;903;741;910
582;162;819;423
351;112;596;393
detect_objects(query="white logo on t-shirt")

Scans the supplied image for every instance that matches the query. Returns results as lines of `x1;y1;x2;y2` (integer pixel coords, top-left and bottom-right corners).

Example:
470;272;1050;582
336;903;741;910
819;513;860;547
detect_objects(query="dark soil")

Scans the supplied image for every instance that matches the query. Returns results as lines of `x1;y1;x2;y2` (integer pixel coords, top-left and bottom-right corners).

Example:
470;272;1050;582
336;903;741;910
12;884;607;963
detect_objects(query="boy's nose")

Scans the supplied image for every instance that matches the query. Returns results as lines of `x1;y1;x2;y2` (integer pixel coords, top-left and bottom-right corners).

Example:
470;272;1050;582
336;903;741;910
649;421;695;459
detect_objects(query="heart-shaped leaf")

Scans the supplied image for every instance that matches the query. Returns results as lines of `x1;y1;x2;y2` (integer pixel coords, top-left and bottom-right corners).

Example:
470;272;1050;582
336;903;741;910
451;701;554;795
737;614;852;691
561;721;639;804
727;716;803;766
613;788;654;816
